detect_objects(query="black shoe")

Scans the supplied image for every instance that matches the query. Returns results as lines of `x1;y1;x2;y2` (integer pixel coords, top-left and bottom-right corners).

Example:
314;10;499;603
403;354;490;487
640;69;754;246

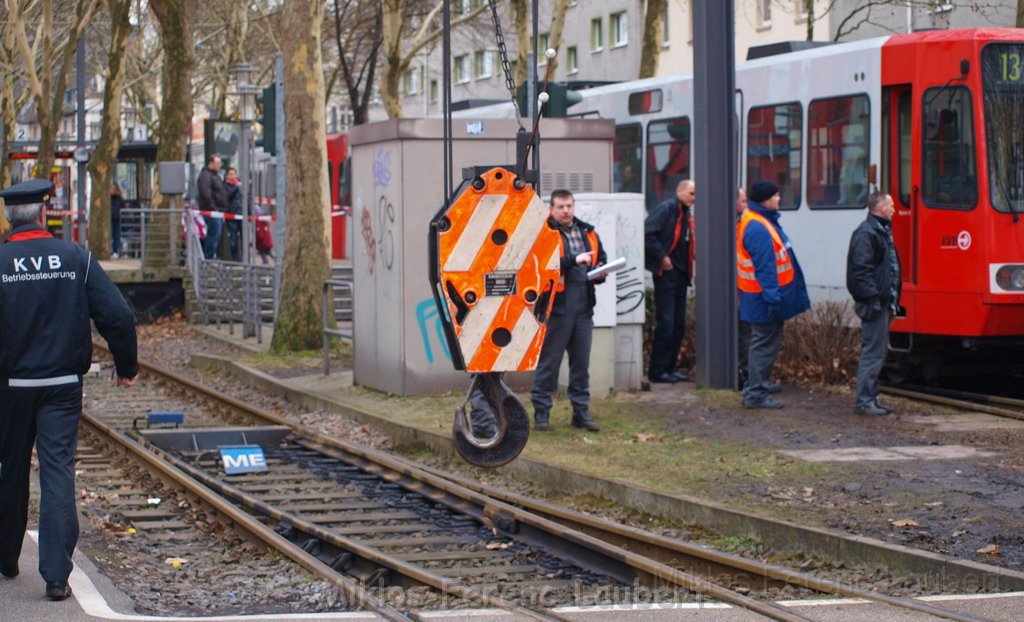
874;400;893;414
534;411;550;431
571;411;600;432
649;373;680;384
854;404;887;417
668;372;690;382
0;563;18;578
45;581;72;601
743;396;784;409
767;382;782;394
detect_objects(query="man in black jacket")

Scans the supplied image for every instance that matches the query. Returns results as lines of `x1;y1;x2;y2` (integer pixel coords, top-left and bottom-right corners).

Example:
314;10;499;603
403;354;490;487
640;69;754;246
0;179;138;601
644;180;695;383
196;154;228;259
846;191;901;416
531;189;606;432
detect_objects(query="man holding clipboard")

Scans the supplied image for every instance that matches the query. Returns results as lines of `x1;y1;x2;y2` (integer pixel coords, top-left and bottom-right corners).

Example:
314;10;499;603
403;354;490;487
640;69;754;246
530;190;607;433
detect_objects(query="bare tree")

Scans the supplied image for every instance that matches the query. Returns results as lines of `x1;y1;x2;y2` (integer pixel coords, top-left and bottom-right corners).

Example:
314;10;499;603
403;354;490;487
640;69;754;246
510;0;527;86
146;0;197;268
639;0;666;78
379;0;490;118
271;0;332;351
87;0;132;259
822;0;1007;41
6;0;99;179
545;0;570;75
331;0;383;125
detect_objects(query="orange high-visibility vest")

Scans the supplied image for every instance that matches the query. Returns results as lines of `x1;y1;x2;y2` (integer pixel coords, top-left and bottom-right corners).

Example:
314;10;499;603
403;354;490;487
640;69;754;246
736;209;794;293
554;228;601;294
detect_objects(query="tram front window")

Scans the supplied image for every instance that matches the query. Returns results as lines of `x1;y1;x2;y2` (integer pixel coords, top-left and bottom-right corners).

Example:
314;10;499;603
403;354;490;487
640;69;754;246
982;43;1024;215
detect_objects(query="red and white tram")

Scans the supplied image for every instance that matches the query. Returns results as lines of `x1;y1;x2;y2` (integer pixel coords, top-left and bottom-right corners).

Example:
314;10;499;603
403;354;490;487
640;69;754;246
464;28;1024;375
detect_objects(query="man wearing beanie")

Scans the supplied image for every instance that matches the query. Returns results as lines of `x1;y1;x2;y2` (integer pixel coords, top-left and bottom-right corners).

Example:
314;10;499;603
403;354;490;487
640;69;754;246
736;180;810;408
644;179;696;384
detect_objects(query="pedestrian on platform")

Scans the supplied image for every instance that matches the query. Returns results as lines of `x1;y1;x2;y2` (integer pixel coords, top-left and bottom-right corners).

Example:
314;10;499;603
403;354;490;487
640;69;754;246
846;191;901;416
110;182;124;258
0;179;138;601
196;154;228;260
737;180;809;409
531;189;606;432
736;187;781;395
224;167;243;262
254;204;274;264
645;180;696;384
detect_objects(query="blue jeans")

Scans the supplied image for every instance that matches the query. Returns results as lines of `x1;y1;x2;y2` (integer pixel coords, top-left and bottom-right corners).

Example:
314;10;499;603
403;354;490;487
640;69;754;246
203;218;223;259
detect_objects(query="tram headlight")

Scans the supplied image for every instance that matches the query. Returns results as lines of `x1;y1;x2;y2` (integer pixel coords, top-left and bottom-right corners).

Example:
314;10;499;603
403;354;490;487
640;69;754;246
994;265;1024;291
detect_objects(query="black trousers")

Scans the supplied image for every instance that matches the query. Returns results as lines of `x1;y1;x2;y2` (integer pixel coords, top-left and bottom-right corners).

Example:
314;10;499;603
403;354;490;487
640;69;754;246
0;386;82;582
649;270;688;378
531;310;594;416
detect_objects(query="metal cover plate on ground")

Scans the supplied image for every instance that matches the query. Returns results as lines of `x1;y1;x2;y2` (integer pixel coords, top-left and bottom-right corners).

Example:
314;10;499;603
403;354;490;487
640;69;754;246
779;445;999;462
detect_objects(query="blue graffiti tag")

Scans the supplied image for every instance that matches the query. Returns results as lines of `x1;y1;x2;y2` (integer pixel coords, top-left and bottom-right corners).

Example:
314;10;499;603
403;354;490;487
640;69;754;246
373;147;392;189
416;298;452;364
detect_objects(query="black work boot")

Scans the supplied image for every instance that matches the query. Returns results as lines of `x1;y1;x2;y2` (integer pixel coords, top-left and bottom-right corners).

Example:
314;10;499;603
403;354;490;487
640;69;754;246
0;562;18;578
45;581;72;601
534;411;550;431
571;410;599;432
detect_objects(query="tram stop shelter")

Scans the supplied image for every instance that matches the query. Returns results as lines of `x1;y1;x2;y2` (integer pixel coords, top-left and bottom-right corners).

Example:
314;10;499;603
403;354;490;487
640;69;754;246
349;118;644;397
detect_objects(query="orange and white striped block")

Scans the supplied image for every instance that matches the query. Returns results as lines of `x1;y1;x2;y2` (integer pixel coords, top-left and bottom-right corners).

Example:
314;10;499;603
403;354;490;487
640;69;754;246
436;167;561;373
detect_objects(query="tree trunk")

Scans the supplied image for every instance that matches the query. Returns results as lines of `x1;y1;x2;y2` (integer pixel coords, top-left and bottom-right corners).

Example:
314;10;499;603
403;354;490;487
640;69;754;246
87;0;132;260
271;0;332;352
511;0;528;87
379;0;405;119
1018;0;1024;28
148;0;197;269
639;0;666;79
546;0;570;76
806;0;815;41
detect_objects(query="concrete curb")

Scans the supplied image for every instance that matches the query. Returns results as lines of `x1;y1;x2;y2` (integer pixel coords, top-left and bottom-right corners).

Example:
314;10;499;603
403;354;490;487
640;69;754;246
191;352;1024;591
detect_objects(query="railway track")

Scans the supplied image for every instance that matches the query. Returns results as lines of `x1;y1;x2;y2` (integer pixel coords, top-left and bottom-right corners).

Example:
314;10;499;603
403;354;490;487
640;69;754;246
881;384;1024;422
83;344;1001;621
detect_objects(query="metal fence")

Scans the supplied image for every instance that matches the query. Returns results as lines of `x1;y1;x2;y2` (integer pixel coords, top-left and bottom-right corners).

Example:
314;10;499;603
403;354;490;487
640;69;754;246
119;207;186;267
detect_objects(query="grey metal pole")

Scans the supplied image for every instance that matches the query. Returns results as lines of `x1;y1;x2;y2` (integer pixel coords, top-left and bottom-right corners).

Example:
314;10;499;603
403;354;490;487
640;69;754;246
76;36;87;247
272;53;286;321
693;0;737;389
240;118;254;337
529;0;539;174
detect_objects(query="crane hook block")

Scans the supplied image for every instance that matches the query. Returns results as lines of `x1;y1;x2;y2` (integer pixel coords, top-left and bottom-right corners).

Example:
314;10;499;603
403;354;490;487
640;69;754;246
429;167;561;466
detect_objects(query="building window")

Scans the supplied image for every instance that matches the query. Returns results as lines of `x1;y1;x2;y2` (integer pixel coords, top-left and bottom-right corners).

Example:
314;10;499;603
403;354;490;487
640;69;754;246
646;117;691;212
795;0;809;21
610;12;628;47
538;33;550;63
758;0;772;28
807;95;871;209
663;10;670;47
567;46;578;74
454;54;470;84
474;49;492;79
429;79;438;104
591;18;603;52
747;102;803;210
402;66;421;96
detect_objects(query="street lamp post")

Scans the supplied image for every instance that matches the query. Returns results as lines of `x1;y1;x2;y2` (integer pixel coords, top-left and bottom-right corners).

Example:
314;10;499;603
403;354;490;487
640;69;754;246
230;63;260;338
123;107;137;142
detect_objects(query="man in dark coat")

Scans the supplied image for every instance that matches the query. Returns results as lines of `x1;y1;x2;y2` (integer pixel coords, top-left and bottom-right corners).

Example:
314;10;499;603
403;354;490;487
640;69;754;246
644;179;695;383
737;180;810;409
0;179;138;601
531;189;607;432
846;191;901;416
196;154;228;259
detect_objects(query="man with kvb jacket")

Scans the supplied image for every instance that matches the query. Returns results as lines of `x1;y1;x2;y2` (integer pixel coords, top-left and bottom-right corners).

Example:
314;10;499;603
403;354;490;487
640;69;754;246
644;179;696;384
531;189;606;432
846;192;902;416
737;180;810;409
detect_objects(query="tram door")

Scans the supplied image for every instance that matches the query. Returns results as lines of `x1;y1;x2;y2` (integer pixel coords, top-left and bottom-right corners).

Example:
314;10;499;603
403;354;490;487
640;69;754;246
883;84;916;330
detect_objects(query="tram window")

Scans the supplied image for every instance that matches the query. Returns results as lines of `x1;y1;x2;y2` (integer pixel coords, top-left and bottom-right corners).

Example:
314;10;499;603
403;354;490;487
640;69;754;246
628;89;663;115
807;95;869;209
613;124;643;195
746;102;802;210
115;162;138;201
645;116;690;212
327;160;335;205
340;157;352;208
981;43;1024;215
922;86;977;210
898;91;911;206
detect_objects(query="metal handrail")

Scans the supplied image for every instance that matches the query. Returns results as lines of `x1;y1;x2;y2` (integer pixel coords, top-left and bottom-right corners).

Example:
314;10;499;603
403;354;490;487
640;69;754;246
322;278;354;375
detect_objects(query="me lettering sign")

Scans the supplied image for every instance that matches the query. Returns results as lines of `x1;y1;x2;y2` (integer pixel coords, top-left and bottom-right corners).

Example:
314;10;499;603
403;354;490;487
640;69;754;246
219;445;268;475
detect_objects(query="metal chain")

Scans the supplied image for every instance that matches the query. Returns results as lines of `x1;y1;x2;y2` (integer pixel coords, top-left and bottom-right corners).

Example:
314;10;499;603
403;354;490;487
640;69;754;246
488;0;524;127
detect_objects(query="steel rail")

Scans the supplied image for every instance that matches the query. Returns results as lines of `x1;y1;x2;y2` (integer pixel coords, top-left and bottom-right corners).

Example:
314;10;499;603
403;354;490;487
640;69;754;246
403;460;993;622
881;384;1024;422
79;411;407;622
94;346;813;621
